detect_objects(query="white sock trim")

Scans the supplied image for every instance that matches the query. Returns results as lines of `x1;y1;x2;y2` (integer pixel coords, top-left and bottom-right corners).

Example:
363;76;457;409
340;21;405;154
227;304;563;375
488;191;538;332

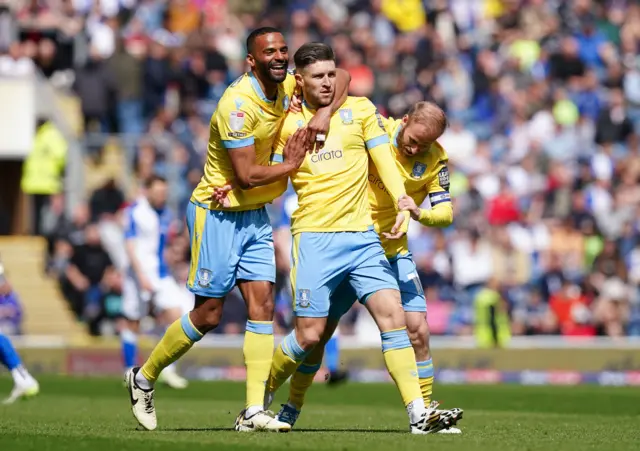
407;398;426;424
245;405;262;418
134;369;153;390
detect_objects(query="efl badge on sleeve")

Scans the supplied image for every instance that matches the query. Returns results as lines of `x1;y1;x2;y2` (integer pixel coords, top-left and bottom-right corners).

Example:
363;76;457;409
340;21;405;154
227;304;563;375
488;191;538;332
339;108;353;125
297;289;311;308
229;111;245;131
438;166;450;191
283;94;290;111
196;269;213;288
411;162;427;179
375;110;386;131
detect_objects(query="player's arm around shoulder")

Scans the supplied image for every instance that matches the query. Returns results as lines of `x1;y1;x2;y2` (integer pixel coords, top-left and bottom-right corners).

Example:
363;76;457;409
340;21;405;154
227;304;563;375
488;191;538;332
211;114;308;207
217;95;307;189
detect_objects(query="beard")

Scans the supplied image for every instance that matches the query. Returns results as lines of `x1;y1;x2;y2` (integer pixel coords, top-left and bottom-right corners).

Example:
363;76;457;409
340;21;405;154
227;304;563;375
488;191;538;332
256;59;288;83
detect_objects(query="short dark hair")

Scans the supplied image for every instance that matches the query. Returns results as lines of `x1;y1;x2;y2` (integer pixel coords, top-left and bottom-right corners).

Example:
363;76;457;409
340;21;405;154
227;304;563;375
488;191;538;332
246;27;282;55
144;174;167;189
294;42;335;70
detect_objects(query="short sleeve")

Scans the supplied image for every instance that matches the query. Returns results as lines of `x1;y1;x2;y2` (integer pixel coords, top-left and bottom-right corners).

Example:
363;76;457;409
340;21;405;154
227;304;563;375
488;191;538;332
361;99;390;151
216;95;258;150
270;114;303;166
282;71;297;98
427;145;451;204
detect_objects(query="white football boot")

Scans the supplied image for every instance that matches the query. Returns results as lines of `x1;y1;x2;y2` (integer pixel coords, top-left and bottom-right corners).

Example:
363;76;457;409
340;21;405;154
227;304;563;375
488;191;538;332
234;408;292;433
2;381;39;405
125;367;157;431
429;401;463;434
410;403;464;434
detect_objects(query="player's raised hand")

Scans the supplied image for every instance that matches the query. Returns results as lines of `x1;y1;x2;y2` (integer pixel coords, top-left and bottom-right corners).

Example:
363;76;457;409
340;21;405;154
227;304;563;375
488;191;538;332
398;195;421;220
283;127;309;169
289;94;303;113
382;211;408;240
306;108;331;153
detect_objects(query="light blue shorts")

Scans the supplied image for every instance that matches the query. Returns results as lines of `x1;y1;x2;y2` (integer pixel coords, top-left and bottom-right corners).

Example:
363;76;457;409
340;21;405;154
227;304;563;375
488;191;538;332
186;201;275;298
329;252;426;319
291;227;399;318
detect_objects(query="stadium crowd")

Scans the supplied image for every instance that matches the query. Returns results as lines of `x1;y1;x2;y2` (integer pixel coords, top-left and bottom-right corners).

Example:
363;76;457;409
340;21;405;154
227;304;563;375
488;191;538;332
2;0;640;338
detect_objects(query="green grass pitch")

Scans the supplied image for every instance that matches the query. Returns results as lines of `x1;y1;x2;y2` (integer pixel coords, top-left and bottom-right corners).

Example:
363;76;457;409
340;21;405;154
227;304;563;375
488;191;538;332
1;376;639;451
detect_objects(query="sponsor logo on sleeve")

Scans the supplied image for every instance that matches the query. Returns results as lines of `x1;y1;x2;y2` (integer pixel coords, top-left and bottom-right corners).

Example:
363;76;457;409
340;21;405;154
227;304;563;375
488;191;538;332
438;166;450;191
229;111;245;131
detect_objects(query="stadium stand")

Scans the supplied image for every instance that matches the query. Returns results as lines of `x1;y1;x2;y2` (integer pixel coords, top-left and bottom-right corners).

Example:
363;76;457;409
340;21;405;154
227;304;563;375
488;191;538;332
1;0;639;340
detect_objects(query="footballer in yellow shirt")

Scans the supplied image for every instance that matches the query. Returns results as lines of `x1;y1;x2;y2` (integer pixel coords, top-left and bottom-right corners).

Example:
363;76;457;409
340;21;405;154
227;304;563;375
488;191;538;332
126;27;352;434
269;102;462;433
366;102;453;414
264;42;456;435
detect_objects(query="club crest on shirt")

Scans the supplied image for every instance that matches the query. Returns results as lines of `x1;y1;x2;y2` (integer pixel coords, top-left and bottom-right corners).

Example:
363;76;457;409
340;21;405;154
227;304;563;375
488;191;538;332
296;119;305;128
411;162;427;179
339;108;353;125
229;111;245;131
297;289;311;308
196;269;213;288
283;94;290;111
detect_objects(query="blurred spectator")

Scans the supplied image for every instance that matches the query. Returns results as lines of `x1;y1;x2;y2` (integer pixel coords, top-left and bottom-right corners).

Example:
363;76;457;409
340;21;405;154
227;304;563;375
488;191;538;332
90;179;125;223
549;281;595;336
73;45;117;133
0;260;23;335
0;41;34;76
60;223;114;335
10;0;639;338
20;119;67;236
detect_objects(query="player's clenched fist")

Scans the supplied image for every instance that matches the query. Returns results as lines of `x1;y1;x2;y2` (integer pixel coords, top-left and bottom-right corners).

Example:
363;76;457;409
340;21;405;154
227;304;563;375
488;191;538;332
306;108;331;153
398;195;421;220
283;127;309;169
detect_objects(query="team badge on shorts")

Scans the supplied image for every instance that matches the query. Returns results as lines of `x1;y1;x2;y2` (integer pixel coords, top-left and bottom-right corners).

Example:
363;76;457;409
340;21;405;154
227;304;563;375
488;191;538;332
297;289;311;308
412;162;427;179
229;111;245;131
283;94;290;111
339;108;353;125
196;269;213;288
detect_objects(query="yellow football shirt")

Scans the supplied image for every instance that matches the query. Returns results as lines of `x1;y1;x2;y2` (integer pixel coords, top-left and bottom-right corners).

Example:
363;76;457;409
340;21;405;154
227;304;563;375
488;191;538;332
273;96;392;235
369;118;451;257
190;71;296;211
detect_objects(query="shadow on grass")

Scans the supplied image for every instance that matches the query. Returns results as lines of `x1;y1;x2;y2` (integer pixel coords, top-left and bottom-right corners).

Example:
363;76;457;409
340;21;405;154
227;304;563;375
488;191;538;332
164;428;406;434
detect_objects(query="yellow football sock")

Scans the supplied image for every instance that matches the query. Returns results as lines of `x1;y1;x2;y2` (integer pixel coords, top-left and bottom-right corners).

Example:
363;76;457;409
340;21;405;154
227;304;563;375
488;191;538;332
289;362;321;410
141;314;202;382
417;359;434;405
266;331;308;394
244;320;275;409
381;328;422;406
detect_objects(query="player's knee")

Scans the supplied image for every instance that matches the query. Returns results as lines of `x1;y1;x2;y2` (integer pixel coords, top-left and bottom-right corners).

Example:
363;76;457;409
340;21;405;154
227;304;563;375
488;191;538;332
407;319;429;350
371;291;405;331
296;325;323;351
191;298;223;332
246;297;274;321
